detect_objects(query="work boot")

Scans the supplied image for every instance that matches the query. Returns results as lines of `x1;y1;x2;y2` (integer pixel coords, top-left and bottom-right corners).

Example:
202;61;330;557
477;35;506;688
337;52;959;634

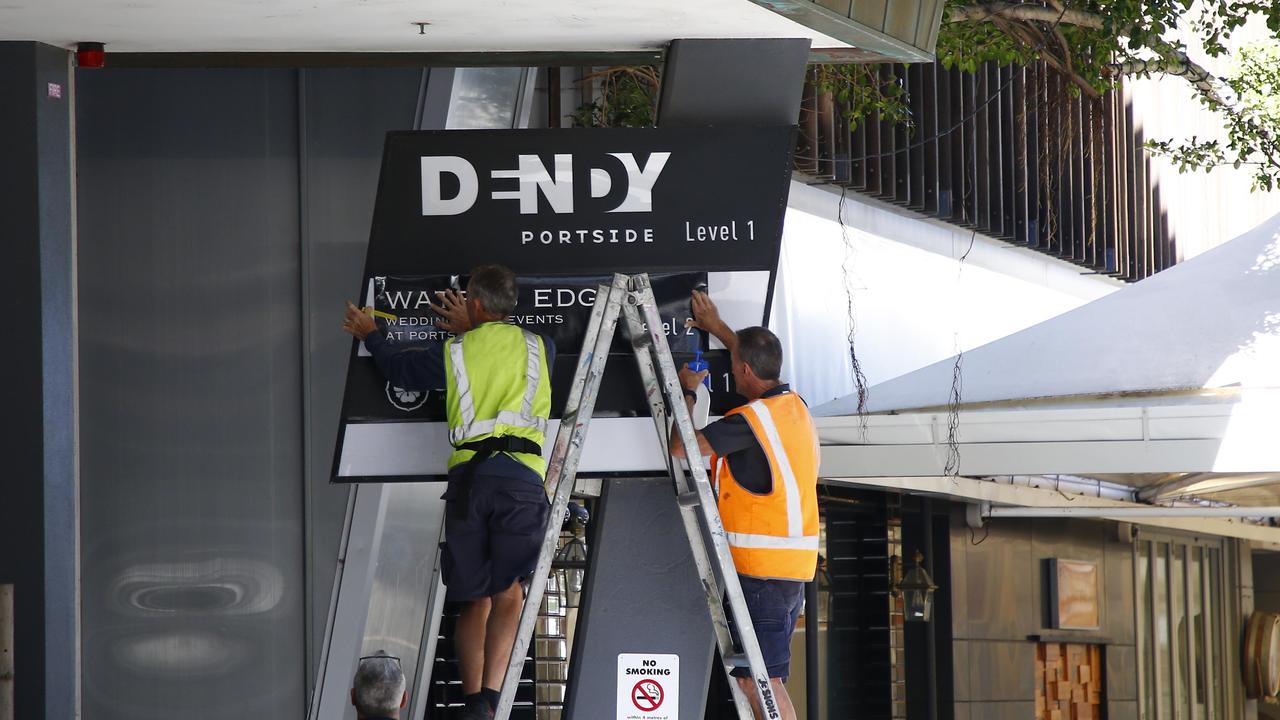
458;693;494;720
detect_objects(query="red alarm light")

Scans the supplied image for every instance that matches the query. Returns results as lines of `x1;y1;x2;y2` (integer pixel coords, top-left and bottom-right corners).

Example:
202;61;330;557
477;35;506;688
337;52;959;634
76;42;106;69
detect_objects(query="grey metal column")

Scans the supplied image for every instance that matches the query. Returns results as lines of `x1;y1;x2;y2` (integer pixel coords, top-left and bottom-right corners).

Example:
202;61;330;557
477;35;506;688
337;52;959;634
564;478;718;720
0;41;77;720
656;38;811;127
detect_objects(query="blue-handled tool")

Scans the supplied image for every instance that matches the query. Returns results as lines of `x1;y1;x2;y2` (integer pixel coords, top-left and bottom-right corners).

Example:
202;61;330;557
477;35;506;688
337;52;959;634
688;349;711;387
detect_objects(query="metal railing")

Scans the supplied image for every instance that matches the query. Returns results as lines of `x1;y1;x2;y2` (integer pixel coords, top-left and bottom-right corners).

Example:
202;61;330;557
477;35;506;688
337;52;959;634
797;61;1178;282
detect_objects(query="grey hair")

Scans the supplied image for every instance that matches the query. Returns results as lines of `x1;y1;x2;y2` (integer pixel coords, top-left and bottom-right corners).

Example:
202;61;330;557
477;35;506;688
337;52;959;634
735;326;783;381
352;651;405;717
467;264;519;316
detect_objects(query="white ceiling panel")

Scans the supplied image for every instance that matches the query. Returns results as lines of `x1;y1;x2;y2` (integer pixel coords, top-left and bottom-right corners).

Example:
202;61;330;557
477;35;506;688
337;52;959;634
0;0;847;53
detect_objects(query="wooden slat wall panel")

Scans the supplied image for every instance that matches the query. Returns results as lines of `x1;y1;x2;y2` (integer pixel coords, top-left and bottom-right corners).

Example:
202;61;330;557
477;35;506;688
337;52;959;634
794;58;1180;282
879;65;898;202
1027;64;1043;248
974;66;991;231
907;64;927;211
865;82;884;196
920;63;939;214
961;70;979;226
893;66;911;204
850;101;868;190
1070;95;1087;261
1011;67;1029;245
935;66;954;219
998;65;1016;240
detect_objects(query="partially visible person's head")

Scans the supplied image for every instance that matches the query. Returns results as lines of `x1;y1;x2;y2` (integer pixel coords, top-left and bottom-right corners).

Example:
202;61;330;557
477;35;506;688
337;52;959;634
732;326;783;398
466;264;519;320
351;651;406;719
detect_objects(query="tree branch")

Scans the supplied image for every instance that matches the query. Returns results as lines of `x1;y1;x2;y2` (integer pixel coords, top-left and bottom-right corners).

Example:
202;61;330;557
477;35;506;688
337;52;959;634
1108;53;1227;106
948;2;1103;29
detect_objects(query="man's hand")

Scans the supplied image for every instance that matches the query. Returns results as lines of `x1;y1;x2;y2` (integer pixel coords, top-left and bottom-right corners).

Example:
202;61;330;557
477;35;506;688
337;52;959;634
679;364;709;392
432;288;472;334
342;301;378;341
686;290;723;333
686;290;738;354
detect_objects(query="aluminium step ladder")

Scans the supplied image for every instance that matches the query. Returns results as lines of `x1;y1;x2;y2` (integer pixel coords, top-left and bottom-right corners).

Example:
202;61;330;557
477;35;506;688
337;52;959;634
495;273;779;720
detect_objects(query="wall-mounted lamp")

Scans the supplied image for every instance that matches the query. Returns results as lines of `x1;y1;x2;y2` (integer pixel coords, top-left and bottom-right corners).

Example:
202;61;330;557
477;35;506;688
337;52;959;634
896;550;938;623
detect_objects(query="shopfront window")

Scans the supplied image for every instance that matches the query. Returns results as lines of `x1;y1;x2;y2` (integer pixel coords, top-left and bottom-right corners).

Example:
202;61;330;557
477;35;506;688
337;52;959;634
1136;534;1228;720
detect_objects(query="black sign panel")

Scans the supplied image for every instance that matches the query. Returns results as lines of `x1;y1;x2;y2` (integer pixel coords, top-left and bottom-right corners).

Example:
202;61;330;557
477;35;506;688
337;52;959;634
365;127;795;276
347;272;716;422
335;126;793;481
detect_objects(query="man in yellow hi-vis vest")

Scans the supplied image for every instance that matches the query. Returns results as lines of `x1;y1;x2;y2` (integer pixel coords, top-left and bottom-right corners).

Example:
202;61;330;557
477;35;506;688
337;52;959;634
670;291;819;720
343;265;553;720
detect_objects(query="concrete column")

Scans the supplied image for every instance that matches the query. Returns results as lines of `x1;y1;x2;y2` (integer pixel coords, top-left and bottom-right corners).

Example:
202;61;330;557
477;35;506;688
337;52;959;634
0;41;78;720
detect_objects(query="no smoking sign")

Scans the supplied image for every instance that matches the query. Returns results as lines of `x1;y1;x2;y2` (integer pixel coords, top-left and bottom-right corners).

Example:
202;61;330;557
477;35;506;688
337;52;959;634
617;653;679;720
632;679;664;711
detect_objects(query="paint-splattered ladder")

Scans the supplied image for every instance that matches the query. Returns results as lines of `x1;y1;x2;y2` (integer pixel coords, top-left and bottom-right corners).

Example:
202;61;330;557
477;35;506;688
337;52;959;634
495;273;776;720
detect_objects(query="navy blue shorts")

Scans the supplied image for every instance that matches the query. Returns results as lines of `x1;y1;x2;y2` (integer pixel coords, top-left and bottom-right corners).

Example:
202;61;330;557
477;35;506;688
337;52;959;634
729;576;806;680
439;473;550;602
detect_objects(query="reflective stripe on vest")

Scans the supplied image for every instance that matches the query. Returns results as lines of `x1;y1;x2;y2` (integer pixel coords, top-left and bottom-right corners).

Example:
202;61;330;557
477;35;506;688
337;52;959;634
725;532;820;550
447;327;548;446
747;398;805;538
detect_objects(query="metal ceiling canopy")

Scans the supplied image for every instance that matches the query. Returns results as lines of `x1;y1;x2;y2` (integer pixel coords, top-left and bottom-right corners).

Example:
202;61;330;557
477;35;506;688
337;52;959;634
814;212;1280;510
817;390;1280;478
751;0;945;62
818;211;1280;418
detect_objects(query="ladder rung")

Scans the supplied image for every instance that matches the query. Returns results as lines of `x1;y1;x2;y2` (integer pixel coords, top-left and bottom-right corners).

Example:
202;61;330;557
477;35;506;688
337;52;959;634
677;491;701;508
723;653;749;668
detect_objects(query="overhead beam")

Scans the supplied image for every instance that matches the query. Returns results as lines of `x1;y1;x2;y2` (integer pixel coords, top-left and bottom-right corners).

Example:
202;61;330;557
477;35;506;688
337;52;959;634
819;439;1261;477
986;505;1280;519
823;475;1280;548
1137;473;1280;502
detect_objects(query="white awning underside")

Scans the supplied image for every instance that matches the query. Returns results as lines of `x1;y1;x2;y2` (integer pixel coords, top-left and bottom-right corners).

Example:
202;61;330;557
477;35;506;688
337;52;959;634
813;211;1280;536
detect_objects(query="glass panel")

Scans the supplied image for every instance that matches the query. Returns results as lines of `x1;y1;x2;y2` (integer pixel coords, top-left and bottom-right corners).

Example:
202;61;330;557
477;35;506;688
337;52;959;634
1137;541;1153;720
1208;549;1224;719
1172;545;1188;719
77;69;307;720
1188;546;1205;720
1154;542;1172;719
359;484;445;690
447;67;526;129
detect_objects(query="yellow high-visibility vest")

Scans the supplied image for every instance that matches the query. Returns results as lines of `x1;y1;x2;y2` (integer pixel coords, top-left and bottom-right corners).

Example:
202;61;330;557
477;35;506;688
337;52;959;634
443;322;551;476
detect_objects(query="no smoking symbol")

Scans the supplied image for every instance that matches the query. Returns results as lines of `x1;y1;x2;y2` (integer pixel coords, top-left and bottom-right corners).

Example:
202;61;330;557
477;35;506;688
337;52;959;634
631;679;664;712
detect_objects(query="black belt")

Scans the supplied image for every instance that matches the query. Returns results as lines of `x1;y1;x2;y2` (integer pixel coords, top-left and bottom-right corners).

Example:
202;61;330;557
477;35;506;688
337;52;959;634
449;436;543;518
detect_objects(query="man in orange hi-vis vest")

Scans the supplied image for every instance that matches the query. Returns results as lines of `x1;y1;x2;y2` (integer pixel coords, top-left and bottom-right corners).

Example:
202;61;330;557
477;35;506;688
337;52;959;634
670;290;819;720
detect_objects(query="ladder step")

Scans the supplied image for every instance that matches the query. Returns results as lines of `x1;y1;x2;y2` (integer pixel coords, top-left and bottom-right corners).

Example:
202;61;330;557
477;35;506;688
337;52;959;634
677;491;702;508
723;653;750;668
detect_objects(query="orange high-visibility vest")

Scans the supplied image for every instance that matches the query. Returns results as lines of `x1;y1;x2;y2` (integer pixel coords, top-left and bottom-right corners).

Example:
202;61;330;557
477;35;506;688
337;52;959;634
711;390;820;582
